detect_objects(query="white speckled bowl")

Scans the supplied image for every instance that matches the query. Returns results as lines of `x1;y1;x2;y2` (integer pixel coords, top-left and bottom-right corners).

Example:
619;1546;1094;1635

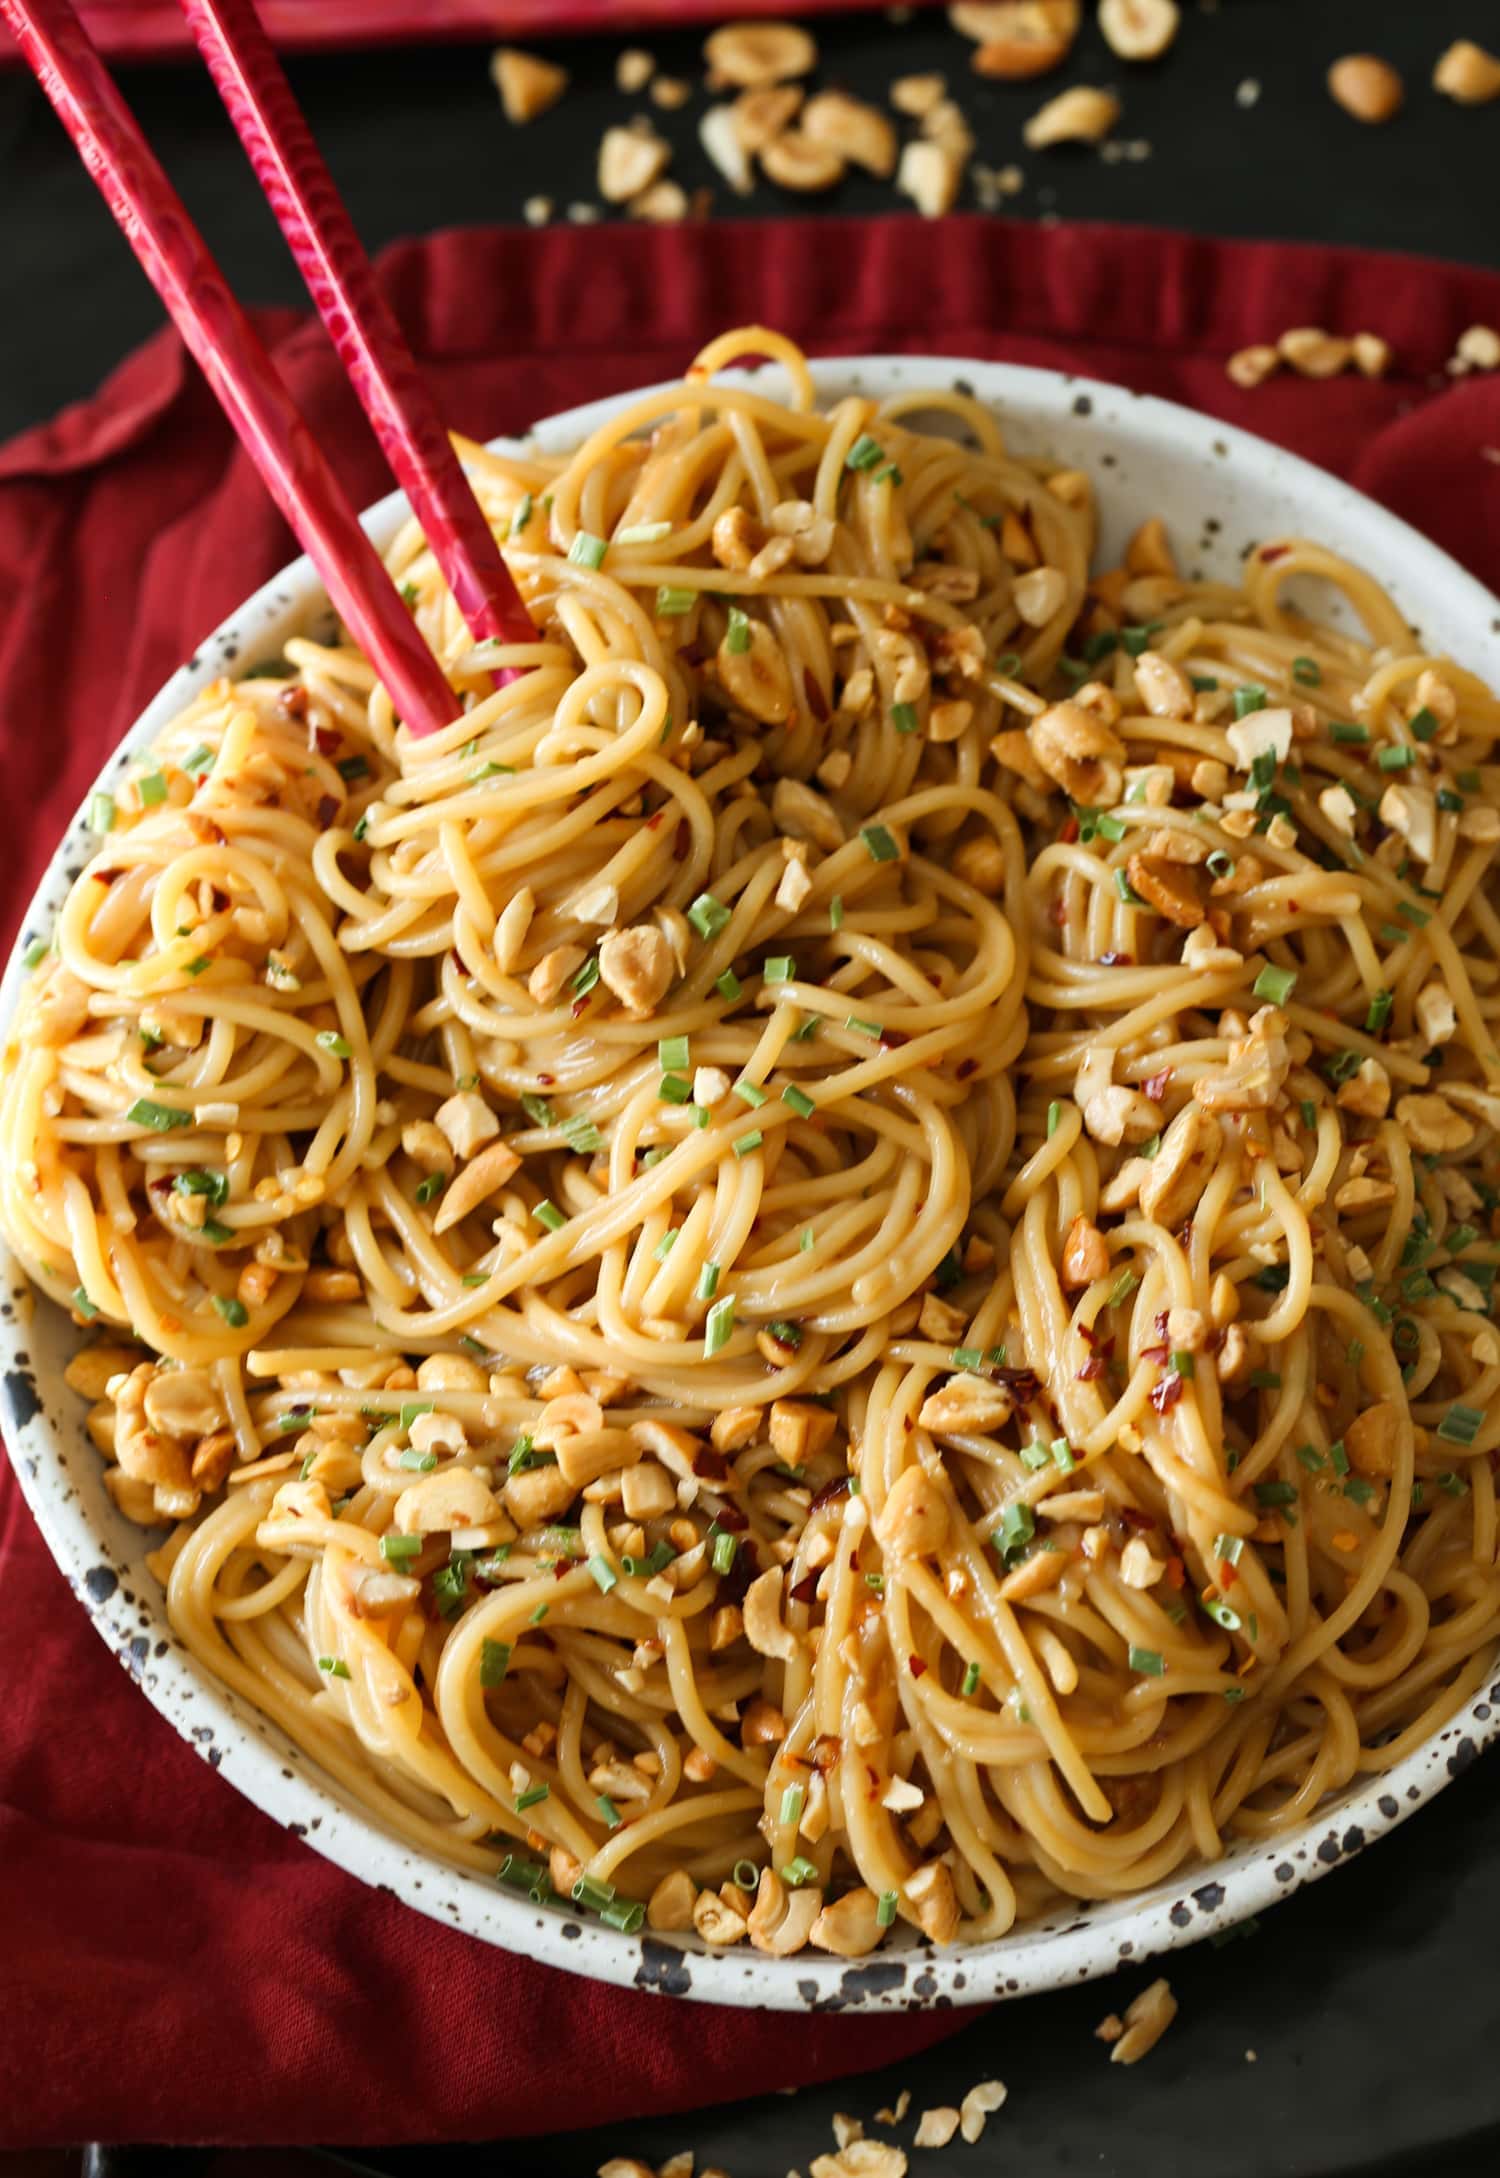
3;357;1497;2013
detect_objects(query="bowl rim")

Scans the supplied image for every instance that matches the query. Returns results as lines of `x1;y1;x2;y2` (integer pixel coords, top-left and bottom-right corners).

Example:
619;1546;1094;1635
3;351;1497;2015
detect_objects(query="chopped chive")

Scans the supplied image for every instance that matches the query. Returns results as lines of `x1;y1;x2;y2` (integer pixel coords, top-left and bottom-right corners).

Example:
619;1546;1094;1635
415;1172;445;1205
800;1227;814;1251
688;893;731;940
1364;988;1394;1033
1253;1480;1298;1507
733;1130;764;1157
1114;868;1145;906
72;1286;99;1320
1377;745;1414;772
860;823;899;862
845;1015;881;1039
1206;849;1236;879
653;1229;678;1261
1046;1101;1062;1138
1171;1350;1196;1378
658;1071;692;1104
697;1262;720;1301
571;954;600;997
782;1084;816;1117
567;531;607;570
845;433;884;472
587;1554;618;1594
1108;1269;1139;1307
658;1034;690;1072
1408;706;1440;743
780;1855;821;1887
656;584;697;617
1291;657;1321;686
996;1502;1034;1563
711;1530;738;1575
1201;1597;1241;1631
380;1532;421;1561
961;1660;982;1697
515;1784;550;1812
1438;1469;1470;1498
877;1890;898;1927
529;1604;549;1624
509;493;533;537
1330;721;1369;744
1330;1440;1350;1476
725;604;752;654
137;767;168;806
1252;964;1297;1005
562;1114;604;1154
211;1293;248;1327
1295;1443;1327;1472
763;955;796;985
1214;1533;1245;1565
1343;1477;1376;1506
1190;672;1219;692
1232;684;1267;719
1248;1369;1282;1390
1437;1404;1482;1446
318;1656;351;1679
733;1081;768;1110
705;1295;735;1356
533;1200;565;1232
1129;1645;1165;1676
891;701;920;735
126;1097;191;1132
614;519;671;545
315;1030;353;1058
779;1784;805;1827
597;1794;623;1829
21;936;49;970
1300;1098;1318;1128
715;967;742;1002
397;1446;437;1472
951;1346;983;1371
520;1093;553;1126
600;1899;646;1933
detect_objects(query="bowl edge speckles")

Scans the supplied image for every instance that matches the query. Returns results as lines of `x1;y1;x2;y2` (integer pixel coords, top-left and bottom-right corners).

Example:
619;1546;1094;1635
2;356;1497;2011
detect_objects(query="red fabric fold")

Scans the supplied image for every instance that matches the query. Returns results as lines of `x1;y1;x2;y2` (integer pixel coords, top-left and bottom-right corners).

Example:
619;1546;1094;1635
3;215;1499;2150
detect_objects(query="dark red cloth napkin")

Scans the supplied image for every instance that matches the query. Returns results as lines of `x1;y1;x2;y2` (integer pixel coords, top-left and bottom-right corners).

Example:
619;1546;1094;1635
4;216;1500;2151
0;0;941;66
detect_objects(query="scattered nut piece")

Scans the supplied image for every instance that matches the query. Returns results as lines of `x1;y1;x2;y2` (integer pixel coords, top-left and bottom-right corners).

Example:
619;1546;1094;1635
1226;344;1280;390
1352;331;1391;378
802;90;898;177
700;104;754;194
896;139;963;218
598;123;671;205
1327;54;1404;125
1024;84;1121;148
958;2079;1008;2143
760;131;845;193
1098;0;1179;64
630;180;690;224
490;47;568;125
732;83;804;151
1278;327;1353;379
1434;39;1500;105
1456;325;1500;371
522;194;553;227
651;77;692;111
891;72;947;116
963;0;1080;79
704;20;818;90
913;2109;960;2149
615;48;654;94
1108;1976;1178;2064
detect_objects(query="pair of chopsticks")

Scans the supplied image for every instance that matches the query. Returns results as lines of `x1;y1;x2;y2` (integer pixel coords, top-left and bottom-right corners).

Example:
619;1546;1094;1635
3;0;535;739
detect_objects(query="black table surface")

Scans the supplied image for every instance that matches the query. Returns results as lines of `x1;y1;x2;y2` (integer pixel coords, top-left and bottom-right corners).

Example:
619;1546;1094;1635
3;2;1499;2172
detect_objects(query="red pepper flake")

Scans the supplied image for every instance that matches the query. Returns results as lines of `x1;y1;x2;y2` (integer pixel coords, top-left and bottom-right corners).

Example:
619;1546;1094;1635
314;725;340;757
955;1057;978;1080
646;811;665;830
803;666;830;723
849;1552;861;1571
1049;898;1069;926
1098;951;1134;968
712;1503;749;1531
1177;1220;1194;1248
1149;1372;1184;1414
278;686;309;719
1142;1341;1170;1364
694;1449;730;1482
1059;815;1080;845
1217;1558;1239;1587
571;998;589;1018
1259;544;1291;563
790;1569;820;1604
1120;1506;1157;1533
1077;1356;1105;1380
317;795;339;829
1141;1067;1172;1102
908;1655;928;1678
675;821;690;859
1286;898;1301;915
809;1475;852;1512
812;1733;842;1770
998;1366;1043;1404
1164;1553;1186;1589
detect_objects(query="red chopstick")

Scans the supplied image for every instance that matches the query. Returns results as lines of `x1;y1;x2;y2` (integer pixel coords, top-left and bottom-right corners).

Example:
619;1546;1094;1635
1;0;460;739
179;0;536;653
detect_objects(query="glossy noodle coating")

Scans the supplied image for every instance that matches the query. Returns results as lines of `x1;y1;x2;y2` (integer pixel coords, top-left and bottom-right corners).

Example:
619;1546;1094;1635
4;331;1498;1953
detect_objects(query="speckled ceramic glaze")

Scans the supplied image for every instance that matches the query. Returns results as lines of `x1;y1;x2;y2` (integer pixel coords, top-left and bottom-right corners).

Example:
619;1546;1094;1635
3;357;1497;2012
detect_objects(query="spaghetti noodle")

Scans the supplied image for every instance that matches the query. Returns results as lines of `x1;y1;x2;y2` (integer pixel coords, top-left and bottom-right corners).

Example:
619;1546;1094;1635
4;332;1498;1954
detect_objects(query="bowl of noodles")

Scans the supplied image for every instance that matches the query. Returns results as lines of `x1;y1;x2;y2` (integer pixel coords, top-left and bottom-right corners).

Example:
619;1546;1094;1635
2;334;1497;2012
